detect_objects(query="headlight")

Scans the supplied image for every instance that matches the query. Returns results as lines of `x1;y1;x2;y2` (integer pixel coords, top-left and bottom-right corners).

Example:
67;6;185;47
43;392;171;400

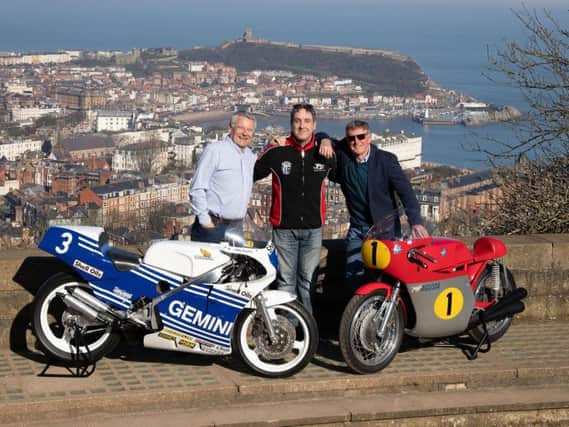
361;239;391;270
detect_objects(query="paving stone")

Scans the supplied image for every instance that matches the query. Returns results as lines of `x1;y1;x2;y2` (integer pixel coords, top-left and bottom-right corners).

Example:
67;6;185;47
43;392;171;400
0;320;568;425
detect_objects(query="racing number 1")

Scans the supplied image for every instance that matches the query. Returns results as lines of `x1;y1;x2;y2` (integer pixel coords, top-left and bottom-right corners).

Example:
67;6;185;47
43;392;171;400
370;241;378;266
434;287;464;320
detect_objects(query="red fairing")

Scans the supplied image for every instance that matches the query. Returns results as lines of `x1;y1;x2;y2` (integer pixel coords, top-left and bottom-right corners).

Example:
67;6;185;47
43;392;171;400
380;237;475;285
472;237;508;261
355;282;394;297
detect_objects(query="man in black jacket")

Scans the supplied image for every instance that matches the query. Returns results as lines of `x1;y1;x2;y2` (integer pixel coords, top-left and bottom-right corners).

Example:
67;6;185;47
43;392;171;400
319;119;428;290
254;104;336;314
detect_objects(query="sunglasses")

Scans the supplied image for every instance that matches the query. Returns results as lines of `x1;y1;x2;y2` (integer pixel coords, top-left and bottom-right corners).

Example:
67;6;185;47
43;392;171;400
346;133;367;142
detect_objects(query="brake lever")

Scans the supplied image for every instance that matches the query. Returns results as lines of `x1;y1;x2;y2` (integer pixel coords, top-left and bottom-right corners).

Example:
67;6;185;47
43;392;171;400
407;249;428;269
414;250;437;264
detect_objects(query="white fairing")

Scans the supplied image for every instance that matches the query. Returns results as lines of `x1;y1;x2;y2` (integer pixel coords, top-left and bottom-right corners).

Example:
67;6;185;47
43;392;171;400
143;240;230;277
61;226;105;242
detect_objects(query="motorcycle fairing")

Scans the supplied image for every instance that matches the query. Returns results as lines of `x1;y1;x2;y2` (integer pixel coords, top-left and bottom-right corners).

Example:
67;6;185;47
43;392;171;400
38;226;250;352
405;275;475;338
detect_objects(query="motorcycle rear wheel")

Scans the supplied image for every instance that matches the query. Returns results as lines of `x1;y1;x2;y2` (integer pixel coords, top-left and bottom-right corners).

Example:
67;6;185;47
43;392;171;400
233;301;318;378
32;273;121;363
339;291;404;374
468;266;517;343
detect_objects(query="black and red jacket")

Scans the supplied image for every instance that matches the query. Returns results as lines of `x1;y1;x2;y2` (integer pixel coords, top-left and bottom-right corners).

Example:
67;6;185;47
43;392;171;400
254;134;337;229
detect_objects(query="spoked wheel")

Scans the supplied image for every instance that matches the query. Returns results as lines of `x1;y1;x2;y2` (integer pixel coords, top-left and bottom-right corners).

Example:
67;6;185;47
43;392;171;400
469;265;517;343
233;301;318;377
32;273;120;363
339;291;404;374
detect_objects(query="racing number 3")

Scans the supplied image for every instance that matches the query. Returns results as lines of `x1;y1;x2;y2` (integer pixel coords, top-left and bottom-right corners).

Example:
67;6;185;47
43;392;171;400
55;232;73;254
434;287;464;320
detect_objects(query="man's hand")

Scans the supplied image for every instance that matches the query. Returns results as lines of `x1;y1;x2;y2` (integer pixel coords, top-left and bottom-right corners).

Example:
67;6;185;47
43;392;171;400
411;224;429;238
269;135;286;147
203;219;215;229
318;138;335;159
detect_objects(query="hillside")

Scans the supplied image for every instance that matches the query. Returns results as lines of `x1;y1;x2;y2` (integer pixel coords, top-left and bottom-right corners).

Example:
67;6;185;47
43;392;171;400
179;38;430;96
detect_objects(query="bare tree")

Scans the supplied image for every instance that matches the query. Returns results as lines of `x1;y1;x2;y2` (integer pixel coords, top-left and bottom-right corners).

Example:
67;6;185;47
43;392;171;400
136;137;167;177
480;7;569;235
486;7;569;158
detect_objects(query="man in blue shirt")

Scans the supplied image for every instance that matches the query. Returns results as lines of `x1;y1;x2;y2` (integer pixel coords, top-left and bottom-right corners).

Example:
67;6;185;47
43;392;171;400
190;111;257;243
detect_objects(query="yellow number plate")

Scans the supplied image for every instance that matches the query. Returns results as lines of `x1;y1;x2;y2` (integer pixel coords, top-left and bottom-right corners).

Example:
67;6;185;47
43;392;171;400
434;287;464;320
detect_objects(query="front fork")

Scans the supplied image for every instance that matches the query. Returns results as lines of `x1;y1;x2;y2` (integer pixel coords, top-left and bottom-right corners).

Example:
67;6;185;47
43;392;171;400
254;294;277;342
374;281;401;339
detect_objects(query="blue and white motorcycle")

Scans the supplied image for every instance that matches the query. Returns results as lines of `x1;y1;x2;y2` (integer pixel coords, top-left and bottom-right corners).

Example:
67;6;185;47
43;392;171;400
30;225;318;377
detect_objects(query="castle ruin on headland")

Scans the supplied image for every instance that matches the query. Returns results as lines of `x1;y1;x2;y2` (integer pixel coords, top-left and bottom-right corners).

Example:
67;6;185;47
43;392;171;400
218;28;410;62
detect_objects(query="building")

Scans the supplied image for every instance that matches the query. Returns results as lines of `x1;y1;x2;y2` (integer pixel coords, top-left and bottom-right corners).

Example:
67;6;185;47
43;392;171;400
55;86;106;111
10;106;62;123
373;131;422;170
96;110;135;132
51;170;111;196
0;139;43;161
112;142;169;174
415;190;441;223
439;170;500;220
59;134;115;160
79;176;189;227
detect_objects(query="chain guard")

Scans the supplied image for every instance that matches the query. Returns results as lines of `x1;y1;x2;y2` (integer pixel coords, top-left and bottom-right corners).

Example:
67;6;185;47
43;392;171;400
254;315;296;360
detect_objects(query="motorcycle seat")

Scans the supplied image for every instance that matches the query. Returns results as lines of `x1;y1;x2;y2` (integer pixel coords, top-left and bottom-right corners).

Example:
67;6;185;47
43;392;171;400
472;237;507;261
106;246;141;271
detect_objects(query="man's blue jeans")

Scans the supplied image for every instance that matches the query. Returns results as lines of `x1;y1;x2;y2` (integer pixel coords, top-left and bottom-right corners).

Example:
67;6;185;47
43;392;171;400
345;225;370;292
272;228;322;314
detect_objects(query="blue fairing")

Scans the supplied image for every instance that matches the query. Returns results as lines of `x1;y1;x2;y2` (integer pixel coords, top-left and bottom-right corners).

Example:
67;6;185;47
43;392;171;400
39;226;249;350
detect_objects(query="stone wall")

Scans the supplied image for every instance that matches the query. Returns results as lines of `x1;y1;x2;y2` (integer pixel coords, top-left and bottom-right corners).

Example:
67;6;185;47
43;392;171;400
1;234;568;348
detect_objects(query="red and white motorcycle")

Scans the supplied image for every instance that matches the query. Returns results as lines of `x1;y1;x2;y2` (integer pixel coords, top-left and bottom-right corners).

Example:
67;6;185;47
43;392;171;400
339;214;527;374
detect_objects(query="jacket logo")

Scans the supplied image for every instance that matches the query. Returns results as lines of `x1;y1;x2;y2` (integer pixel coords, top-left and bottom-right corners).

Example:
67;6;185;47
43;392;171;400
281;161;292;175
313;163;326;172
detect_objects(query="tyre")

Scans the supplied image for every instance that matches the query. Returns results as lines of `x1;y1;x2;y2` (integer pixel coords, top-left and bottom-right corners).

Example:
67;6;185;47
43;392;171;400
468;265;517;343
339;291;404;374
233;301;318;377
32;273;120;363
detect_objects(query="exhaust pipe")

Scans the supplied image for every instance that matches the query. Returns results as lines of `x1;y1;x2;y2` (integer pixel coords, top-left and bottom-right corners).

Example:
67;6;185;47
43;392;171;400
469;287;528;328
62;294;117;325
70;288;126;320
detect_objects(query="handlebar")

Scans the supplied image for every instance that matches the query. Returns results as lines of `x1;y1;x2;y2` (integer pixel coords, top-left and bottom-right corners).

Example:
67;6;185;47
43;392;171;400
408;248;437;269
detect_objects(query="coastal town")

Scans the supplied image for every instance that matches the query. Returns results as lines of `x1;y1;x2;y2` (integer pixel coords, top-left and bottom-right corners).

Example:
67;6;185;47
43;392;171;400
0;39;508;248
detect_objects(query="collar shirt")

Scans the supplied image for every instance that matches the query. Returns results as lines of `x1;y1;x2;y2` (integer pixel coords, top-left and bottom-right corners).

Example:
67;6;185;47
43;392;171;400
190;135;256;225
355;146;371;164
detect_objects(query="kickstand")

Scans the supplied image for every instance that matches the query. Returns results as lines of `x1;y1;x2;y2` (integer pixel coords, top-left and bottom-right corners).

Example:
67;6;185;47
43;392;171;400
459;321;492;361
39;324;96;378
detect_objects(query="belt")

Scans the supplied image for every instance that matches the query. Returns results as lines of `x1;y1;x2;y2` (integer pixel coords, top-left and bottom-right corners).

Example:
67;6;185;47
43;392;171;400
209;213;240;225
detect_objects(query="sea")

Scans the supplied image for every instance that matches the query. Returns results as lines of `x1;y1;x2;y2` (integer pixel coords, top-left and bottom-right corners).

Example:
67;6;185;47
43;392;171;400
1;0;567;169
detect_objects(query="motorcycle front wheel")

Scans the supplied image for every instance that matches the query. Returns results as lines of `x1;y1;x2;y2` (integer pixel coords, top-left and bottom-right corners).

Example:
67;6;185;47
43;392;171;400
233;301;318;378
339;290;404;374
32;273;121;363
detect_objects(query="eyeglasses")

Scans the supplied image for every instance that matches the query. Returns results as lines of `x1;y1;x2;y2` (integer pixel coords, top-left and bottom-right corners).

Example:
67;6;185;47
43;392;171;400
346;133;368;142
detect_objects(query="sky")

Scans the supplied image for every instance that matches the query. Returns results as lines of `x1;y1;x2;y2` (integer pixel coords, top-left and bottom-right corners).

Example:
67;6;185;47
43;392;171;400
0;0;567;52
